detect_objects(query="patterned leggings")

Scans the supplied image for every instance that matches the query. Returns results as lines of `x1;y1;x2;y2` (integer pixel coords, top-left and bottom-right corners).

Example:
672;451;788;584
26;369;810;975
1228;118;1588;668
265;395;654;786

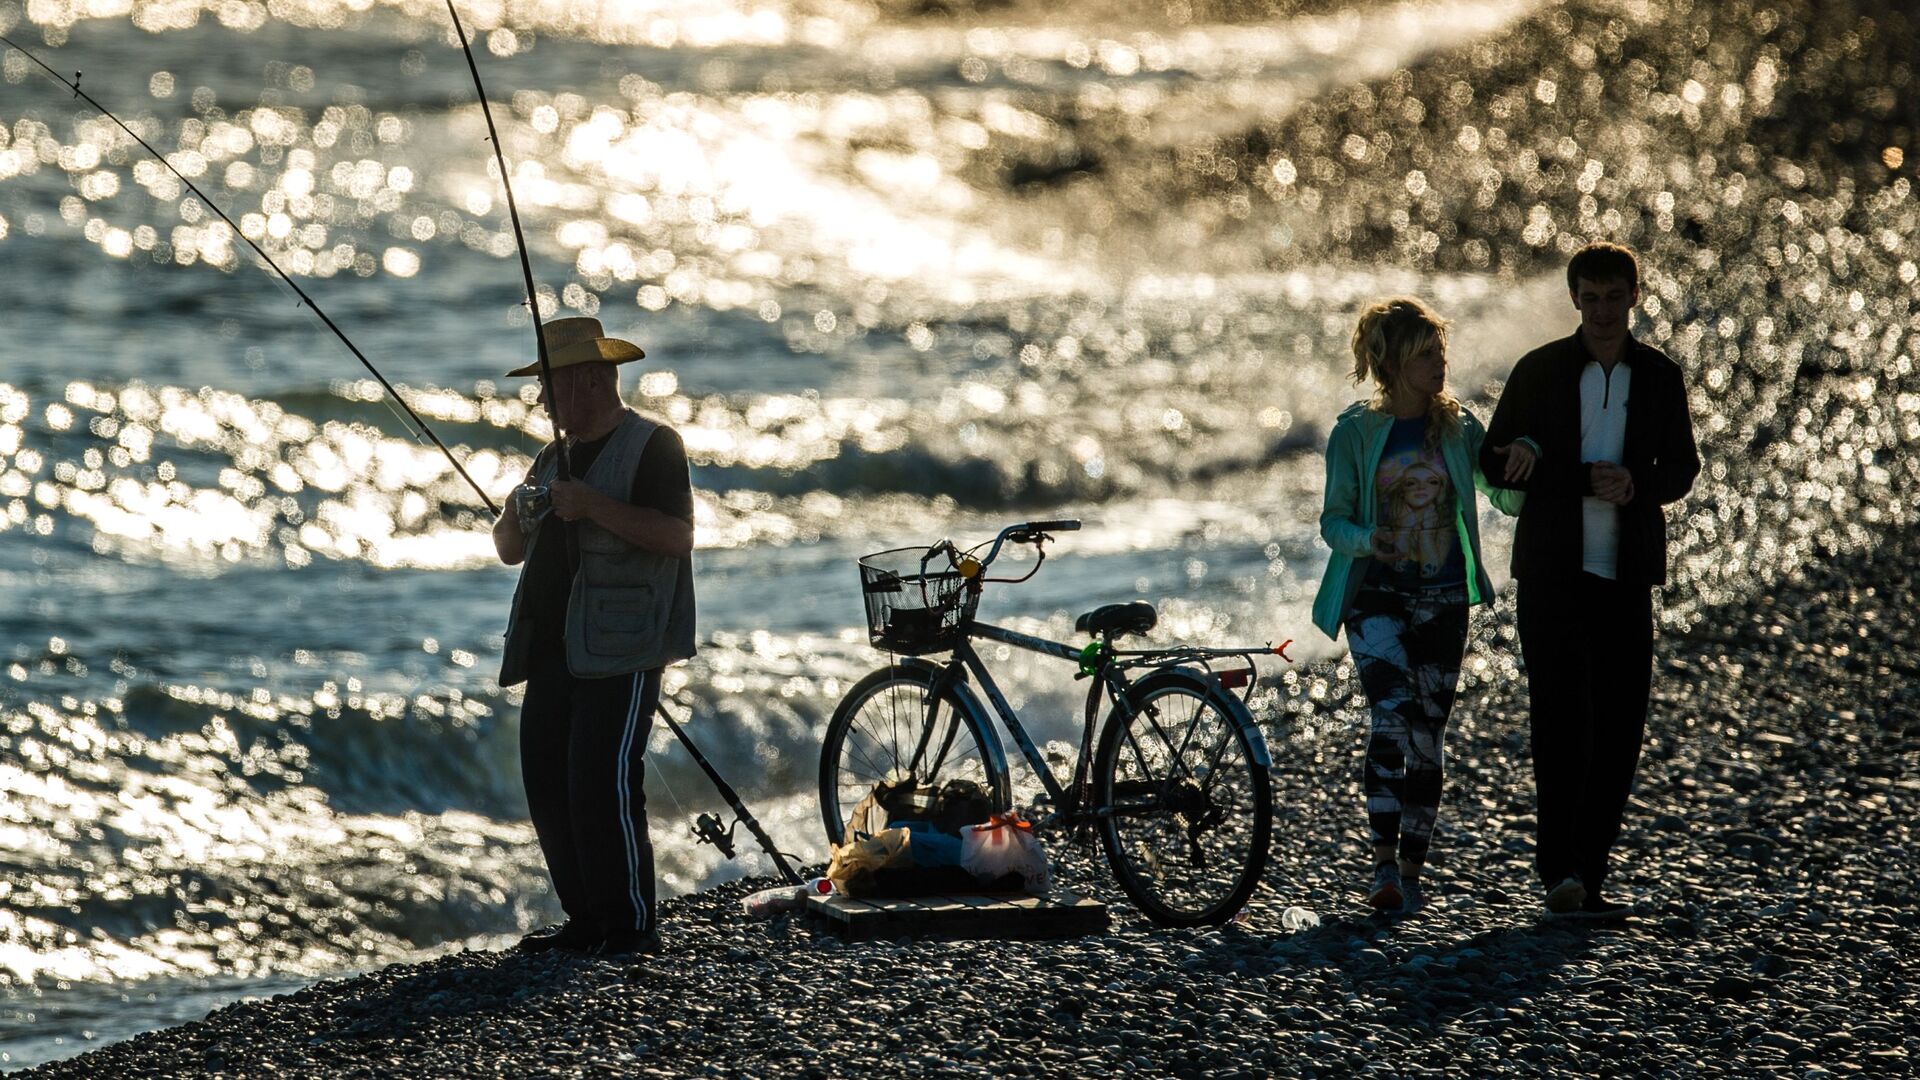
1343;582;1470;866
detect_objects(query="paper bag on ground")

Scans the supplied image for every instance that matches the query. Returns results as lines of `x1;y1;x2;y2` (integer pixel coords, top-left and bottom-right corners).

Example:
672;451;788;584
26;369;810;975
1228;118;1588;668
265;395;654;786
826;827;912;897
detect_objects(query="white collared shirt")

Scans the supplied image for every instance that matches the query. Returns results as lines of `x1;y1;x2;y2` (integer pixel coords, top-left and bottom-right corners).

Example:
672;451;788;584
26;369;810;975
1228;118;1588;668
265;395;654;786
1581;359;1630;578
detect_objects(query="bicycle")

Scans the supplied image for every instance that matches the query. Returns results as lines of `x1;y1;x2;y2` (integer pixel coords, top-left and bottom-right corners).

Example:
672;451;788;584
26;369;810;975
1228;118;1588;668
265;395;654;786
819;520;1292;927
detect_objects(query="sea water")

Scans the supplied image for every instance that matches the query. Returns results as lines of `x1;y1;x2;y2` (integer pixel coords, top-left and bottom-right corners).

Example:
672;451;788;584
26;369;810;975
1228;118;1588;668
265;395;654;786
1;0;1914;1066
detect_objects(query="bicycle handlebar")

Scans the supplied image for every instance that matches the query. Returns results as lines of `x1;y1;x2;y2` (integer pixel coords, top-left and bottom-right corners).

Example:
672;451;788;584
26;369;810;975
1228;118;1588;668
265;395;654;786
916;520;1084;584
974;518;1081;572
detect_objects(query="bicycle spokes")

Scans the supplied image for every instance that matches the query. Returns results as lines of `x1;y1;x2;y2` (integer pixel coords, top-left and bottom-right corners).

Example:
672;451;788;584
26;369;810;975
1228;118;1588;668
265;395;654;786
1123;698;1237;820
1098;680;1270;925
856;685;958;785
906;692;964;780
823;670;1000;844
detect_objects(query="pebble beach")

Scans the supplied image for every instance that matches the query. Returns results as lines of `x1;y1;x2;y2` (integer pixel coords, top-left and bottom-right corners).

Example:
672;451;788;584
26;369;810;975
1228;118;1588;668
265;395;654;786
26;526;1917;1078
5;0;1918;1071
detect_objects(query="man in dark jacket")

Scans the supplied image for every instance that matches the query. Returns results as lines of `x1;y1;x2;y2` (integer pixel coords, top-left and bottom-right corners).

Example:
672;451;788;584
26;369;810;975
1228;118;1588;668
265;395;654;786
1480;242;1700;919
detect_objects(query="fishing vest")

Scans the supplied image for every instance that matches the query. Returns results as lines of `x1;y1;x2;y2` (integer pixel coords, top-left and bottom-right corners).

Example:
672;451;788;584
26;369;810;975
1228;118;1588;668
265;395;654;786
499;409;697;686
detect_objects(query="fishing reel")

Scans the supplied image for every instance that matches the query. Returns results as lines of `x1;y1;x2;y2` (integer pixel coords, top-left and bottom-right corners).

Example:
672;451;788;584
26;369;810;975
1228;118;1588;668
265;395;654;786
692;812;739;858
513;482;553;533
692;811;806;873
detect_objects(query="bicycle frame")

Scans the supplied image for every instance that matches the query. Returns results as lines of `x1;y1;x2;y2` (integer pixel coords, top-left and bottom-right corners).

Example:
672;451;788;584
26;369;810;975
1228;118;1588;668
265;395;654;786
868;519;1285;818
837;520;1285;925
938;621;1123;815
920;620;1270;820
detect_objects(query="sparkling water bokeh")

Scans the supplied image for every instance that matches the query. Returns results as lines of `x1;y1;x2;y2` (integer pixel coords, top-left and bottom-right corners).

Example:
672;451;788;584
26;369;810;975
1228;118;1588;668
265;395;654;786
1;0;1914;1065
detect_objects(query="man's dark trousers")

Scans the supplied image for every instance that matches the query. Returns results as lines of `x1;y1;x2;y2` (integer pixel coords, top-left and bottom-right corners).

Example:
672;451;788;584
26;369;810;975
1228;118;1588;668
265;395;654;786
520;648;662;935
1516;571;1653;895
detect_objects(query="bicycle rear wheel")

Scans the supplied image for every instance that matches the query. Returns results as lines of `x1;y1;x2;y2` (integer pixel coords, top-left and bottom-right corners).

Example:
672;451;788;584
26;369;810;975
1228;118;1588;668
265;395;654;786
1093;671;1271;926
818;661;1008;848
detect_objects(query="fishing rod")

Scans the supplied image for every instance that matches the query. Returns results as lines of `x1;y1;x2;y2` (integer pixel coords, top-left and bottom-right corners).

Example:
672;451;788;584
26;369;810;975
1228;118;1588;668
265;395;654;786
662;694;803;885
442;0;569;481
444;5;800;886
0;32;503;517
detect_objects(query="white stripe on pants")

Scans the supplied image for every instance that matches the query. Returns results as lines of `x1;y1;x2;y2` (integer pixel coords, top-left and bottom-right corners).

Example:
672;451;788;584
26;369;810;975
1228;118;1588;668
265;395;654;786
615;668;651;931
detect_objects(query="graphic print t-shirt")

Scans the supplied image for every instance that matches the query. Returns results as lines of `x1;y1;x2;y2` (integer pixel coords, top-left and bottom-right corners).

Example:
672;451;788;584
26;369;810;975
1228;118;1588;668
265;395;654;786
1365;415;1465;588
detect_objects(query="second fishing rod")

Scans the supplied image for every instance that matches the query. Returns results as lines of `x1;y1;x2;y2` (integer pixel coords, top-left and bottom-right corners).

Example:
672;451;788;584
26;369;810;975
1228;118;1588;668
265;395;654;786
5;19;801;884
444;2;801;886
0;31;534;517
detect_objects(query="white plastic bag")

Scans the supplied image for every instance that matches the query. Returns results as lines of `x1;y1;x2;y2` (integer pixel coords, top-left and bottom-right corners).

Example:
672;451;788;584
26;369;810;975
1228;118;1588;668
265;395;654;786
1280;906;1321;931
959;814;1050;894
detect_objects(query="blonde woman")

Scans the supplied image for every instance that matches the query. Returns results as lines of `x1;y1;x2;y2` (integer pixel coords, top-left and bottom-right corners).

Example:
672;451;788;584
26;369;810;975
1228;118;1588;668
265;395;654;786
1311;297;1527;911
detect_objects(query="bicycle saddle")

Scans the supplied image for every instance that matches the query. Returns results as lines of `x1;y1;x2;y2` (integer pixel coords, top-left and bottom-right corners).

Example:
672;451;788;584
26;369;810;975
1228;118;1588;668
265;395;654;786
1075;601;1158;639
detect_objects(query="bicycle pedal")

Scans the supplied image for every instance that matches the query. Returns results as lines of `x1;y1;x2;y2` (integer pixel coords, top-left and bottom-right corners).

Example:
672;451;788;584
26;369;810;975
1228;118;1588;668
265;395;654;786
1025;811;1063;833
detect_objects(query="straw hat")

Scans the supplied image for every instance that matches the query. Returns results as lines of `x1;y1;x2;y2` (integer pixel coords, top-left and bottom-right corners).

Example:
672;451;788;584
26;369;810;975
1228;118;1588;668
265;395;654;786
504;317;645;376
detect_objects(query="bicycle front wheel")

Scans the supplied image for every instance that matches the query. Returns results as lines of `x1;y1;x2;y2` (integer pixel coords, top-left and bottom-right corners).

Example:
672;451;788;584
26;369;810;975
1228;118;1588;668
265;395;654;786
1094;671;1272;926
818;661;1008;848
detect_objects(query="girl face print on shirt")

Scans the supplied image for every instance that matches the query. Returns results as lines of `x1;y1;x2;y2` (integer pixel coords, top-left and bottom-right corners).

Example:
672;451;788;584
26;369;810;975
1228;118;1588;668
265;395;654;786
1375;444;1455;576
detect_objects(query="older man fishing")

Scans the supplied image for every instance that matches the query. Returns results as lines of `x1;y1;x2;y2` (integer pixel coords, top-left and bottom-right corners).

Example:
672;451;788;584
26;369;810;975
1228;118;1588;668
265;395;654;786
491;317;697;956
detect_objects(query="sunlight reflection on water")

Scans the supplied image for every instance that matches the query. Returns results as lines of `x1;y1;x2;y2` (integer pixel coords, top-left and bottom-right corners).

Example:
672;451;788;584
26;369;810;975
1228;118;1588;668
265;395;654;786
0;0;1916;1059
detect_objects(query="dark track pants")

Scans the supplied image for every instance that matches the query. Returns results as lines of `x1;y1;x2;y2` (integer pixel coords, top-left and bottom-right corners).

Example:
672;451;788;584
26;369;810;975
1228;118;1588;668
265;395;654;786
520;651;661;935
1516;572;1654;895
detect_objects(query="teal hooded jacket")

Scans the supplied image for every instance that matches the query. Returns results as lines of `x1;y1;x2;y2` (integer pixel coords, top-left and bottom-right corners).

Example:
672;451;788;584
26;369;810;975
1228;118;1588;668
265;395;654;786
1311;401;1526;640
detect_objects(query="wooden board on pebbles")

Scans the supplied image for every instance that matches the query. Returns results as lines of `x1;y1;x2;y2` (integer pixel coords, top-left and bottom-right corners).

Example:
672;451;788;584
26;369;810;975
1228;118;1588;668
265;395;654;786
805;891;1108;941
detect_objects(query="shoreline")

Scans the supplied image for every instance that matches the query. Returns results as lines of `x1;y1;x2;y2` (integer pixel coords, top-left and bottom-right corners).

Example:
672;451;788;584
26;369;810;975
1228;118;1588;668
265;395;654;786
23;530;1916;1078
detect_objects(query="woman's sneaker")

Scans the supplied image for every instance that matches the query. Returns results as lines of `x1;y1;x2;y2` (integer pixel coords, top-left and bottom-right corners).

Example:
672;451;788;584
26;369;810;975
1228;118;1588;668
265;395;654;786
1571;895;1633;922
1397;858;1424;911
1367;863;1404;910
1544;875;1588;914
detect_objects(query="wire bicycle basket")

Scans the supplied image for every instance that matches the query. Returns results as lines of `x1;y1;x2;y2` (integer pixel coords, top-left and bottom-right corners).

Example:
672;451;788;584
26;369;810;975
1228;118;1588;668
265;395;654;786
858;546;979;655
